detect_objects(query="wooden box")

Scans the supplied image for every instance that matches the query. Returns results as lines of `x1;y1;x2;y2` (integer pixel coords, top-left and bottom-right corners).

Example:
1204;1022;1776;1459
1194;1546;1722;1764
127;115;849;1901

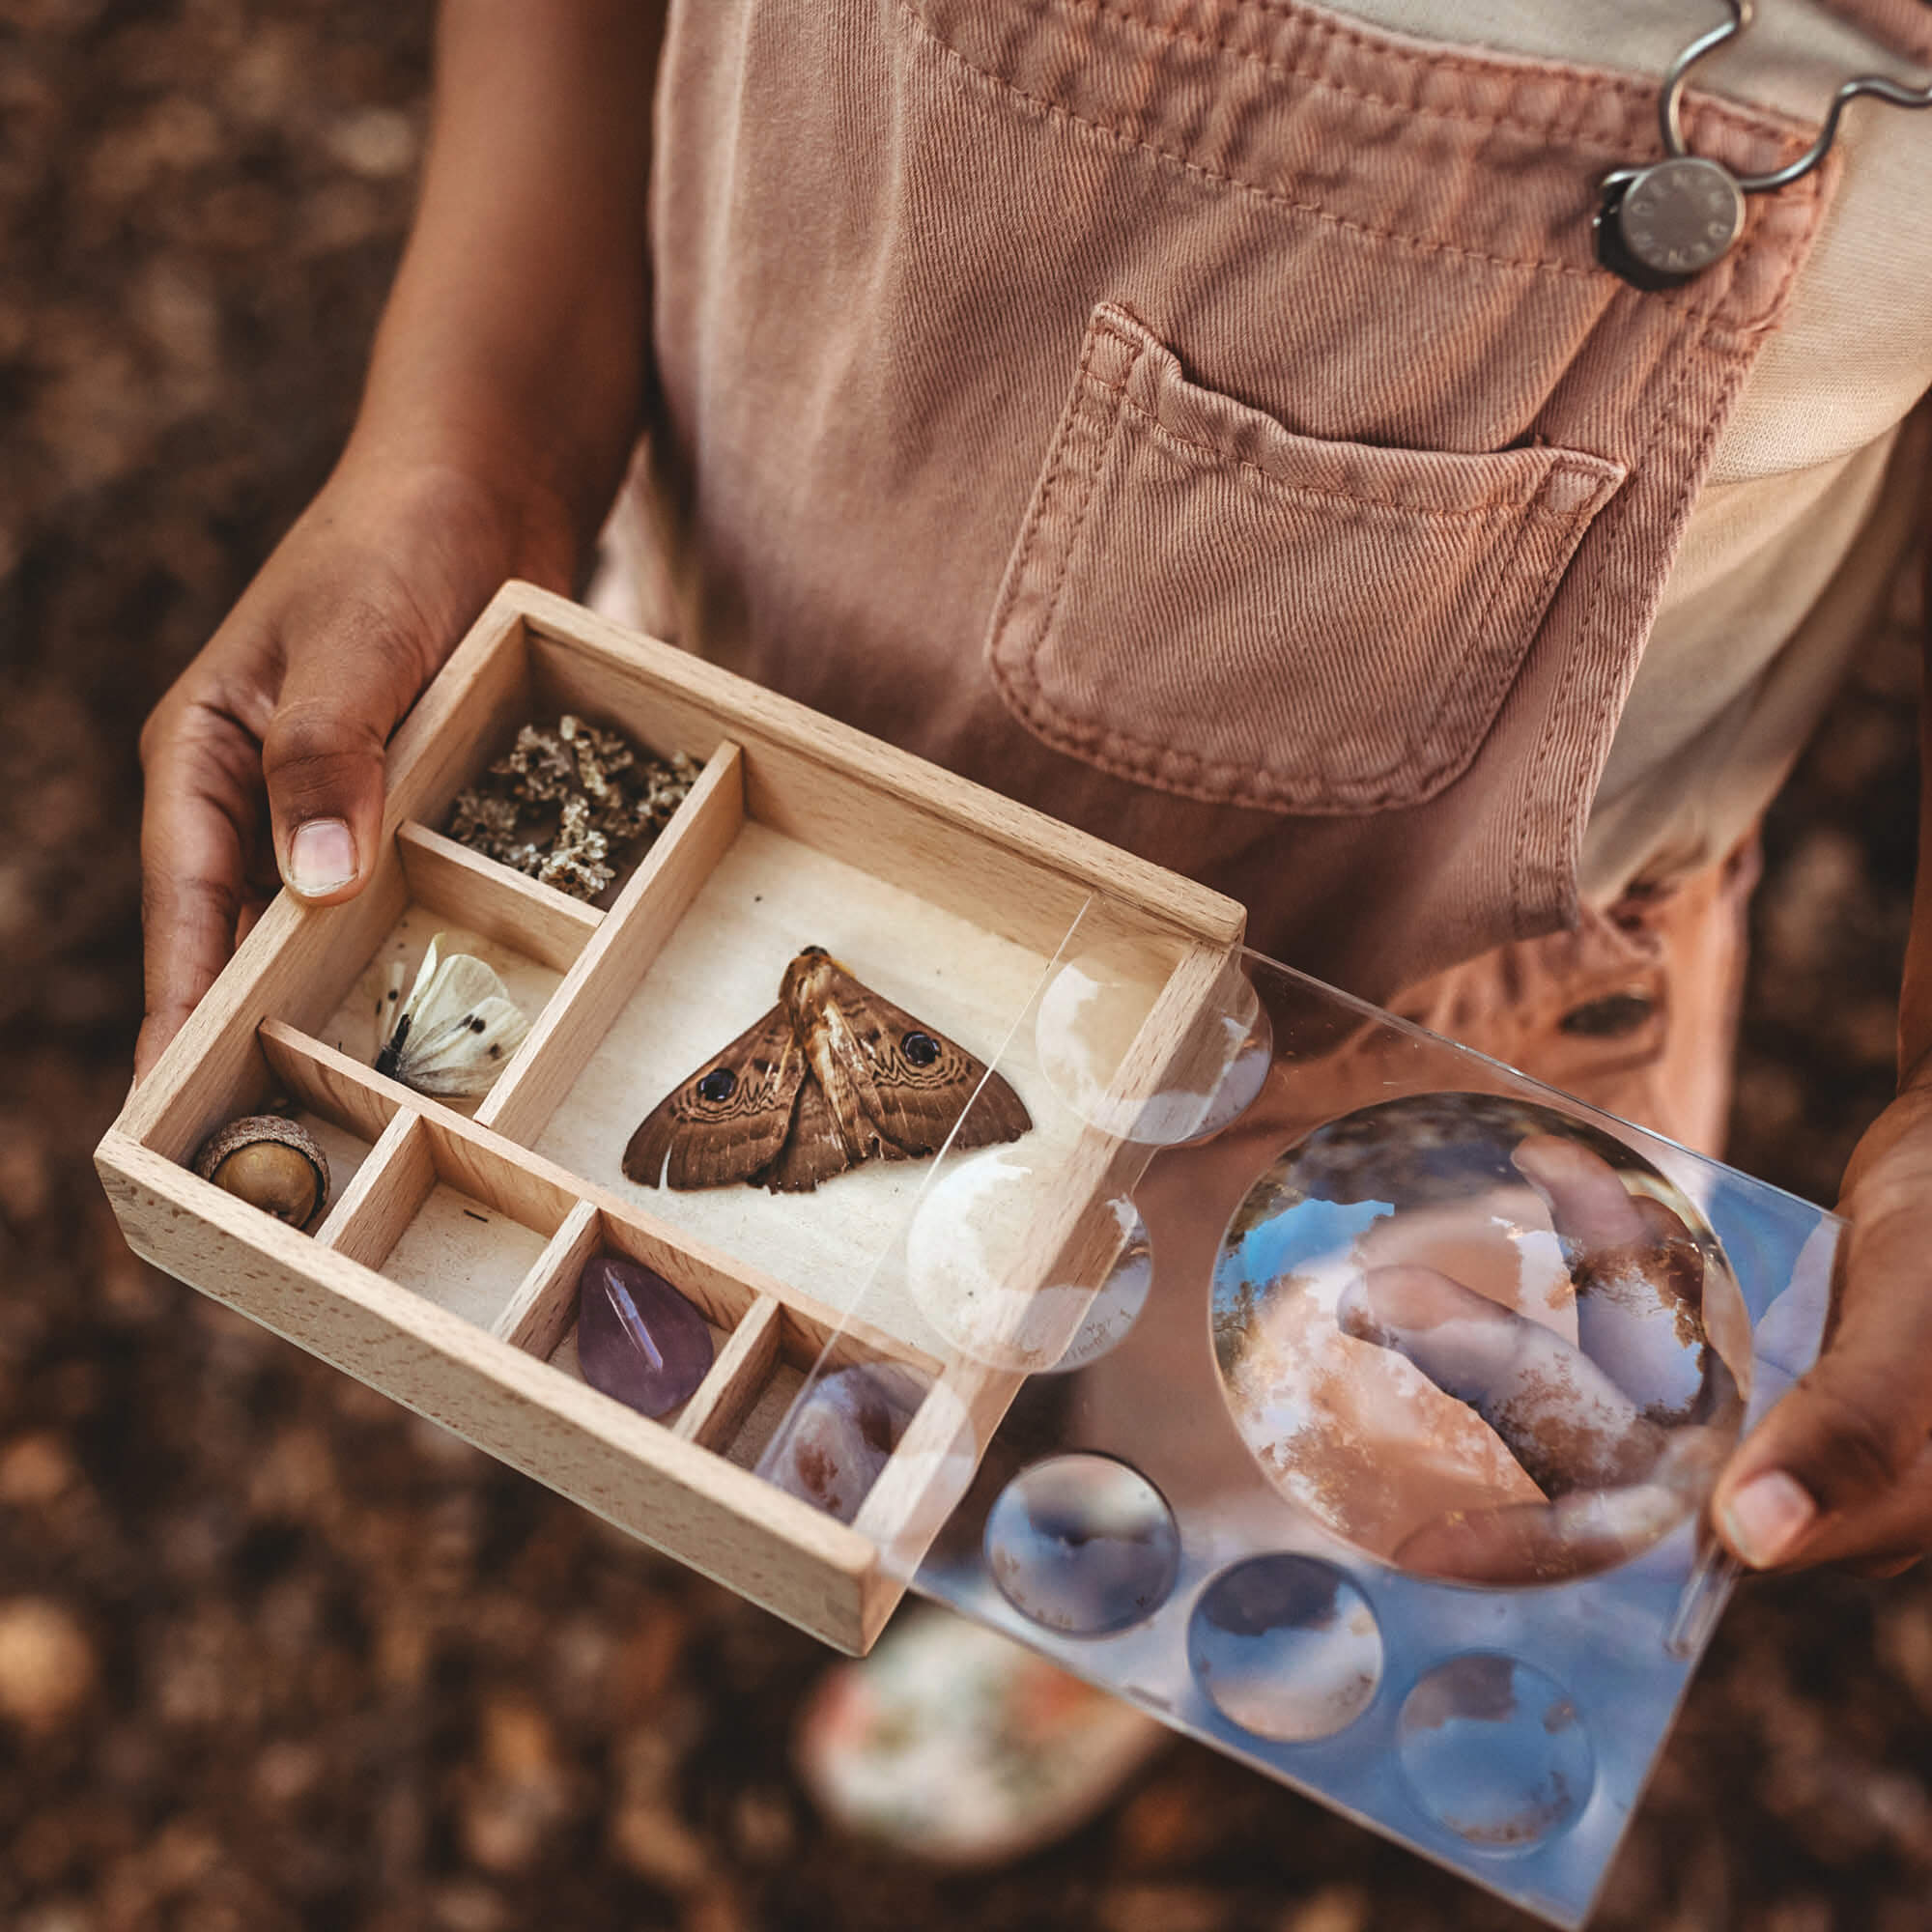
97;582;1245;1653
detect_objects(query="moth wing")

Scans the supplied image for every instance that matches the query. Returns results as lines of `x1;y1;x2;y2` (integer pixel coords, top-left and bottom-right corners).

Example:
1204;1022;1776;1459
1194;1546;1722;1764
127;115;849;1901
396;995;531;1096
623;1005;806;1190
384;947;532;1096
375;934;442;1065
376;957;408;1051
952;1065;1035;1151
758;1069;857;1194
824;964;1032;1157
407;933;445;1002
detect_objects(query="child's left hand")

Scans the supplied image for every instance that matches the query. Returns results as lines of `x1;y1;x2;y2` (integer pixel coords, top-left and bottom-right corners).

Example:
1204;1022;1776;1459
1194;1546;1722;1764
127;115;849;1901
1712;1081;1932;1574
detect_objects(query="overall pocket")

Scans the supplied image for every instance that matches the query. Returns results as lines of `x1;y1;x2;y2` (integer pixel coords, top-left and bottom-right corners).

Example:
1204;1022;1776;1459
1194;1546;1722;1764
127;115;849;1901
986;305;1627;816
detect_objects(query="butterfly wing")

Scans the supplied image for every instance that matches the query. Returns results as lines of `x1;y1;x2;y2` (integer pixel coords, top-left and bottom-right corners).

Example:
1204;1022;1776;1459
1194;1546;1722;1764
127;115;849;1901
380;944;531;1096
623;1004;807;1190
820;961;1032;1158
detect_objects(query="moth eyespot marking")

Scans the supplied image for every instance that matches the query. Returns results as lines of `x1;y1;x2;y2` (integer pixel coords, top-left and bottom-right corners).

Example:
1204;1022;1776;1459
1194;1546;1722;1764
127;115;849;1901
488;1045;501;1059
901;1030;940;1067
697;1066;738;1102
468;1015;487;1033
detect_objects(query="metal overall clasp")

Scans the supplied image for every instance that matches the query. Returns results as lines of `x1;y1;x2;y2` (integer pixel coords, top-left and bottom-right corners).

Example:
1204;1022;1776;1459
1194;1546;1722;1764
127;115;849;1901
1596;0;1932;289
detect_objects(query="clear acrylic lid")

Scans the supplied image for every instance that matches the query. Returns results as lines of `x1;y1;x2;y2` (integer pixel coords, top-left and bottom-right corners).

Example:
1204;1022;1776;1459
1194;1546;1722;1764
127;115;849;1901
755;941;1837;1928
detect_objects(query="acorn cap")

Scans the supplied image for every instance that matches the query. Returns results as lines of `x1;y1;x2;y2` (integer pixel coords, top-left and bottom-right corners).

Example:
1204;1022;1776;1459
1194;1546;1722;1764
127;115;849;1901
191;1114;331;1231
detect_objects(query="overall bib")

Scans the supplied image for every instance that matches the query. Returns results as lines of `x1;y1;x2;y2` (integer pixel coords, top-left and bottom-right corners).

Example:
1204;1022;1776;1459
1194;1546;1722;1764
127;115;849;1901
624;0;1874;1150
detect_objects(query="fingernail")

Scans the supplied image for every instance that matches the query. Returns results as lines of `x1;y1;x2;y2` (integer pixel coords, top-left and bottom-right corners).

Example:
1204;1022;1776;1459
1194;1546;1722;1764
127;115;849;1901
288;819;355;897
1720;1470;1817;1568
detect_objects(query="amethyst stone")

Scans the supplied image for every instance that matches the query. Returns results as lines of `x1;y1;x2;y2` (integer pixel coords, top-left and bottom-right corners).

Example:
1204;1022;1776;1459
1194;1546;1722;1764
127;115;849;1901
577;1256;714;1418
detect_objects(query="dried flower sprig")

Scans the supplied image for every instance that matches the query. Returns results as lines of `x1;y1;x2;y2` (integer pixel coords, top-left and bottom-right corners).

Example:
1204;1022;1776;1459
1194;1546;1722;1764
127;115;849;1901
446;714;697;901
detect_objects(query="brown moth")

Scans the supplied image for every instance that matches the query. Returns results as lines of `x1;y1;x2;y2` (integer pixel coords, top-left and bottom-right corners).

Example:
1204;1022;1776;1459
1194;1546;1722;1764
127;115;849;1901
623;947;1032;1193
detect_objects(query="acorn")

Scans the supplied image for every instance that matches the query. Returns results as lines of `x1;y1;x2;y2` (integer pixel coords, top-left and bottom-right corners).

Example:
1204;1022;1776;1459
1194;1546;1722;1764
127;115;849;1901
191;1115;331;1231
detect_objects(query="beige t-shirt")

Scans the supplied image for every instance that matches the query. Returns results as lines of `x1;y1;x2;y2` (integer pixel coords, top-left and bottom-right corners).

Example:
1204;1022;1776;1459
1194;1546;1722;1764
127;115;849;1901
1334;0;1932;899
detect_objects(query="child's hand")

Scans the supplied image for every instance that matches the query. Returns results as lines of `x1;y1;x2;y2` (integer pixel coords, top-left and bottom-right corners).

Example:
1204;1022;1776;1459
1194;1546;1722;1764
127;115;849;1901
134;453;572;1080
1711;1083;1932;1575
1710;647;1932;1580
130;0;668;1082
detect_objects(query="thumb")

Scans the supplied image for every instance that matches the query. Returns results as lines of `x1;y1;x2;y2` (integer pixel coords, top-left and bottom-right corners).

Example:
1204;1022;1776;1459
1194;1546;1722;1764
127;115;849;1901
1715;1097;1932;1572
1711;1269;1932;1571
263;620;424;905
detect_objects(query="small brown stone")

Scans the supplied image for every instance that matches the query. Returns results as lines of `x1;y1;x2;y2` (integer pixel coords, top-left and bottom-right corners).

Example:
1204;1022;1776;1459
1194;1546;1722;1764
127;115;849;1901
0;1598;97;1733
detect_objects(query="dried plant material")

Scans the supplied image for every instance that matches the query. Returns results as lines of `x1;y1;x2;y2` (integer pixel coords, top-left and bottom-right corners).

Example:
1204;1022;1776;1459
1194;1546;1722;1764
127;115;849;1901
446;714;698;901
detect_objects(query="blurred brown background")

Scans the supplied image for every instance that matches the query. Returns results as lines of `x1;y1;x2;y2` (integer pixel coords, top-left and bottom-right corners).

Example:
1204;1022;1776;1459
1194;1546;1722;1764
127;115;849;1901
3;5;1930;1929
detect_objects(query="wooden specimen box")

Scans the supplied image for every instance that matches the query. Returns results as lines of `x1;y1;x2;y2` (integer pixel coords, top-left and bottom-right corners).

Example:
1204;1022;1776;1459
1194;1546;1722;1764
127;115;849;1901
97;582;1245;1652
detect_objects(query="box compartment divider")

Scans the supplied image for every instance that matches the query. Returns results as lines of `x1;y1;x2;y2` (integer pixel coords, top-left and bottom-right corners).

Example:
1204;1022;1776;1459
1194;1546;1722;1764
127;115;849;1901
474;740;746;1146
314;1110;433;1270
493;1199;603;1356
674;1296;785;1453
256;1019;936;1380
520;585;1244;959
415;1109;580;1237
97;1128;887;1653
396;821;603;973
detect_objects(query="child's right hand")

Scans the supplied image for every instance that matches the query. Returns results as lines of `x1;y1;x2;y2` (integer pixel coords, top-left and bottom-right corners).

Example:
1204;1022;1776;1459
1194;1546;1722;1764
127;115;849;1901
133;451;574;1082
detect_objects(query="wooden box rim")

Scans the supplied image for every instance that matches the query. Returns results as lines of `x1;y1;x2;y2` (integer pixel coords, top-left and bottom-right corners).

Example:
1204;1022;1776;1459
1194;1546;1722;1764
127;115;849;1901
97;581;1247;1653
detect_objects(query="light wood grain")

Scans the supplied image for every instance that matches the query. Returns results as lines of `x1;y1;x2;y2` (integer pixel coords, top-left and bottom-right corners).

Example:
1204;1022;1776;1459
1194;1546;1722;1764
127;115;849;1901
475;741;746;1146
494;1200;602;1356
259;1023;406;1144
382;593;534;831
117;593;536;1167
513;583;1245;957
397;821;602;973
97;1129;883;1652
101;581;1255;1656
121;863;411;1167
314;1111;433;1271
258;1021;939;1378
675;1296;783;1453
418;1111;578;1237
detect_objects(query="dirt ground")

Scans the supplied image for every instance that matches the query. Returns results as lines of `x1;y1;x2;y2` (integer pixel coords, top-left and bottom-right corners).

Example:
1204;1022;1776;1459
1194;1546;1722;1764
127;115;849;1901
4;6;1930;1930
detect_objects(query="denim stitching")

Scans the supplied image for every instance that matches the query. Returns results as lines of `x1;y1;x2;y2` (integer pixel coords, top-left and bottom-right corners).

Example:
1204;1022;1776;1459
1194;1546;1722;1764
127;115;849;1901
988;313;1142;721
1509;326;1715;937
1185;0;1823;151
1031;328;1144;689
1065;0;1709;153
906;0;1821;331
1002;342;1610;811
1110;379;1621;517
1019;488;1605;808
1507;145;1826;933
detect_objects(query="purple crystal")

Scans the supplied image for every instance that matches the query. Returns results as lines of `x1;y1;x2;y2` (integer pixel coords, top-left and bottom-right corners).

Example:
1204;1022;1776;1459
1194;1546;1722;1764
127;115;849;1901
576;1256;714;1418
766;1366;918;1523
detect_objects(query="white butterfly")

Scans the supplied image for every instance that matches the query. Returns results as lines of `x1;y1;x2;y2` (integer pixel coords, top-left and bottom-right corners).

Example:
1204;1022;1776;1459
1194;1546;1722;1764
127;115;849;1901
374;934;531;1096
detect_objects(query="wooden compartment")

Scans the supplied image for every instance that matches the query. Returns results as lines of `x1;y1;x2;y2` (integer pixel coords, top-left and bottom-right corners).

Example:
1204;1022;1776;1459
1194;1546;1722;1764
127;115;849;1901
96;582;1244;1652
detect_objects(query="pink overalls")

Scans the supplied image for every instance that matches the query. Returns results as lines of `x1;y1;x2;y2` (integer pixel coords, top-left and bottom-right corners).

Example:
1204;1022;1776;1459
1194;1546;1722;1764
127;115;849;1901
632;0;1856;1150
